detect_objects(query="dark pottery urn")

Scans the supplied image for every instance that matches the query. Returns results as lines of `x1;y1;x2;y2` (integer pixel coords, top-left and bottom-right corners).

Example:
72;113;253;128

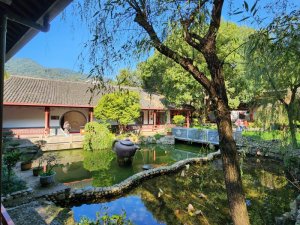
32;167;43;176
21;161;32;171
40;172;56;187
113;139;139;166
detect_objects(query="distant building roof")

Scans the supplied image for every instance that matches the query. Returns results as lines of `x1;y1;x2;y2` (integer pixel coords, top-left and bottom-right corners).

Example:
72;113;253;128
4;76;168;109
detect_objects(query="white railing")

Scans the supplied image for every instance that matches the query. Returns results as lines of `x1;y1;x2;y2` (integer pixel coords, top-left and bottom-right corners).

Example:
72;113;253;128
172;127;242;145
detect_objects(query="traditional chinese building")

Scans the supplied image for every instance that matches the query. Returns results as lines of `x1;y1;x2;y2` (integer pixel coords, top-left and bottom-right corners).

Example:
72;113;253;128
3;76;191;136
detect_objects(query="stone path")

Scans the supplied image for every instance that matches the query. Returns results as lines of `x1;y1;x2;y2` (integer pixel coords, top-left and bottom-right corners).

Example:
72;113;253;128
3;163;69;208
7;201;74;225
16;163;69;198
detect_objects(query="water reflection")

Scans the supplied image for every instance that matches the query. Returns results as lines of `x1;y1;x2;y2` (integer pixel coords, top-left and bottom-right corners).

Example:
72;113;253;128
41;144;208;188
73;196;165;225
72;158;297;225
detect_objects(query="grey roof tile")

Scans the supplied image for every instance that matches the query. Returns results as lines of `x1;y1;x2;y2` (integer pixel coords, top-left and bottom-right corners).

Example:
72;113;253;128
4;76;167;109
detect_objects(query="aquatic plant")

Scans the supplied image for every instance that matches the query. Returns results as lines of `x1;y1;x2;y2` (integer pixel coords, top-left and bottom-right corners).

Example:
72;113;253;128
77;210;132;225
83;122;115;151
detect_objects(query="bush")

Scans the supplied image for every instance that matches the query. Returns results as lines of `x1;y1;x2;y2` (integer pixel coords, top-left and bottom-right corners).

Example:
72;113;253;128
116;132;140;143
192;118;200;127
153;133;164;140
173;115;185;127
83;122;115;151
2;165;27;195
3;150;21;182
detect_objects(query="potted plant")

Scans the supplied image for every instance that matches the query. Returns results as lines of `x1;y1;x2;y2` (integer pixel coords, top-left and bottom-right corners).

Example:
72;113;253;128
165;127;172;135
32;158;43;176
39;154;57;187
20;153;33;171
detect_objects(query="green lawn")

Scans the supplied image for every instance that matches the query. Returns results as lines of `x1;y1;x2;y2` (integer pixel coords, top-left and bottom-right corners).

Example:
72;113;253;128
242;130;300;144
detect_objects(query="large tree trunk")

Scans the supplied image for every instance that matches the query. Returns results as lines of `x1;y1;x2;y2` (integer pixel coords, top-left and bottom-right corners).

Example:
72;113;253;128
286;105;298;148
215;99;250;225
207;55;250;225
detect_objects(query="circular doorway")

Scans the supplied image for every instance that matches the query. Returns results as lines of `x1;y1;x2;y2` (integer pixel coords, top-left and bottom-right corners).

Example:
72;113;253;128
60;111;87;133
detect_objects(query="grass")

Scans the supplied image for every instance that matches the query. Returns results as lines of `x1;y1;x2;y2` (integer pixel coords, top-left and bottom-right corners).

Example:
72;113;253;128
242;130;300;144
192;124;218;130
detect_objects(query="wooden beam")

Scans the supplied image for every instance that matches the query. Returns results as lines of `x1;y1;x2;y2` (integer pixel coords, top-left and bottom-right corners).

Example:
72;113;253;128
0;0;12;5
1;204;15;225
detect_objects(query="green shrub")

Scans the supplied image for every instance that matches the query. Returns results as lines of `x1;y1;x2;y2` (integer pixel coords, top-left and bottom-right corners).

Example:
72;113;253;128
153;133;164;140
2;165;26;195
116;132;140;143
3;150;21;183
84;122;115;151
192;118;200;127
172;115;185;127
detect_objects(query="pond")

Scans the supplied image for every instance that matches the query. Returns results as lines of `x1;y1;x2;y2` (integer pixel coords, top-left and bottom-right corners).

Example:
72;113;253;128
42;143;212;188
72;157;298;225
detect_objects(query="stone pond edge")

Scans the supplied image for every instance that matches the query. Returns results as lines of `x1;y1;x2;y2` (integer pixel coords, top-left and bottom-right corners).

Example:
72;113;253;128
3;147;299;224
43;150;222;206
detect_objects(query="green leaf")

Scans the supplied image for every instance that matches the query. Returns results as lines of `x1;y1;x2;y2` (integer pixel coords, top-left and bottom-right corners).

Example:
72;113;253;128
239;16;251;22
243;1;249;11
250;0;258;13
233;11;243;15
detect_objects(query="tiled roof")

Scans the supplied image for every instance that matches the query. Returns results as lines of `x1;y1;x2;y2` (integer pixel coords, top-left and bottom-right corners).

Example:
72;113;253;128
4;76;167;109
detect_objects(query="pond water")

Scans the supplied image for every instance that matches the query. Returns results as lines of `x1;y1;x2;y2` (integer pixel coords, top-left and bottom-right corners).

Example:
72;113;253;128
42;143;211;188
72;157;298;225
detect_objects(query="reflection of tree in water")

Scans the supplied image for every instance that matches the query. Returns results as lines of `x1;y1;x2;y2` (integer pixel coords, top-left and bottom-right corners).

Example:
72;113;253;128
131;164;230;225
242;158;296;225
125;158;297;225
83;149;115;187
83;149;114;171
92;159;136;187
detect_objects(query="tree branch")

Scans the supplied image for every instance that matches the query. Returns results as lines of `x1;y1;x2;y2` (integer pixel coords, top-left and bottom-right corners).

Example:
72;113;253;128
266;72;287;106
290;82;300;104
179;0;209;52
132;4;215;96
203;0;224;50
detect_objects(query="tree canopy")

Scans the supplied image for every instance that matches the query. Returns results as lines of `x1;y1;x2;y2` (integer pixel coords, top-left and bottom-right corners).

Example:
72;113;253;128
138;22;254;110
245;10;300;147
94;90;141;133
114;68;142;87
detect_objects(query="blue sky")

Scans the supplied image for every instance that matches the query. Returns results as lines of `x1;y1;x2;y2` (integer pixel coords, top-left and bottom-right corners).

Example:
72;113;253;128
10;0;299;79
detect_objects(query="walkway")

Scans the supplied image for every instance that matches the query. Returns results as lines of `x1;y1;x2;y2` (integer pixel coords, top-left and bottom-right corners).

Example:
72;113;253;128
172;127;242;146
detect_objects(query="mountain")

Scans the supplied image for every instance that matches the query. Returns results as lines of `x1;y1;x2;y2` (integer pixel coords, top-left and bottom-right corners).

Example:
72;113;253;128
5;58;87;81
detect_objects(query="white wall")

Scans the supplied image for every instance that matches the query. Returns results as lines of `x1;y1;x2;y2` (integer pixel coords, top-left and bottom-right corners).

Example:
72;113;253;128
3;106;44;128
3;106;90;129
143;110;149;124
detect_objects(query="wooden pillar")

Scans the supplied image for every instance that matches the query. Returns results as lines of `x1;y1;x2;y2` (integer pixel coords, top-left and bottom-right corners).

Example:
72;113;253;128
89;108;93;122
44;107;50;134
186;111;190;128
153;110;157;127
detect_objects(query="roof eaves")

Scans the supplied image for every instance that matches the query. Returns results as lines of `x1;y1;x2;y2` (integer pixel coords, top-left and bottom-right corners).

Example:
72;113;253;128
5;0;72;61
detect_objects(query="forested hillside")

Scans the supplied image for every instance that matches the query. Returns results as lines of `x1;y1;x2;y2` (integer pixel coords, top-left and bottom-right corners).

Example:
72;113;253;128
5;58;86;81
